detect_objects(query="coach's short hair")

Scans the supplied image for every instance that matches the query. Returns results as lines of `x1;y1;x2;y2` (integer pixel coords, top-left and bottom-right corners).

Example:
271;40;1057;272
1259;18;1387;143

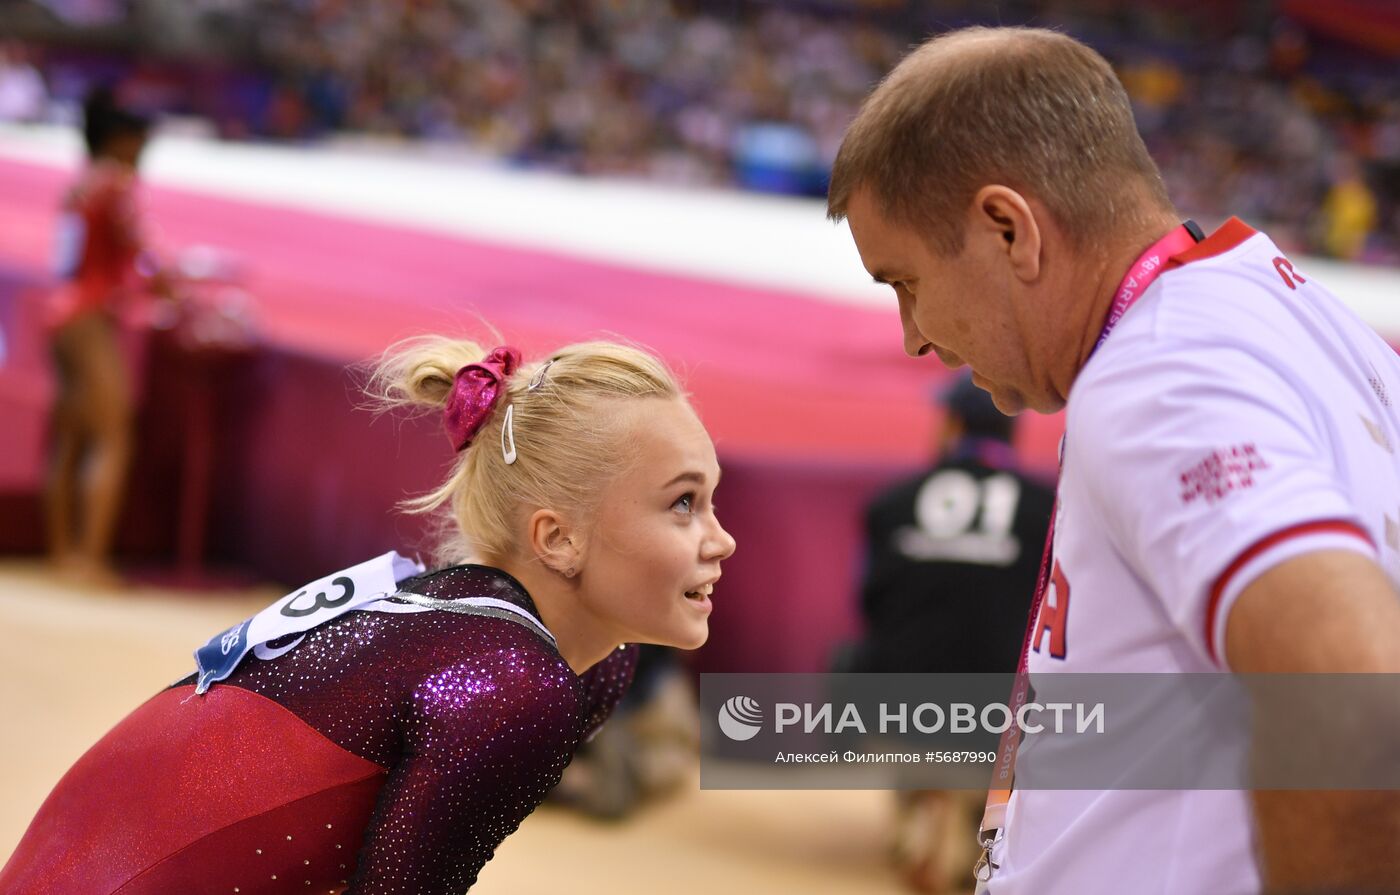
827;27;1172;254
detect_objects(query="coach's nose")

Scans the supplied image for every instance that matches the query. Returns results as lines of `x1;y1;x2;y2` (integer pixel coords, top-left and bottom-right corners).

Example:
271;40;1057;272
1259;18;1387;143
898;292;933;358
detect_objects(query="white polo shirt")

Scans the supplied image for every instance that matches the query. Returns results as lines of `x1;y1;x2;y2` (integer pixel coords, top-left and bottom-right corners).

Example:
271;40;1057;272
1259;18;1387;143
985;219;1395;894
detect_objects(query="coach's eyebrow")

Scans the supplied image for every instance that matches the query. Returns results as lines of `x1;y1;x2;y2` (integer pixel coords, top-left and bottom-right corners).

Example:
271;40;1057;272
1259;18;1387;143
871;269;909;286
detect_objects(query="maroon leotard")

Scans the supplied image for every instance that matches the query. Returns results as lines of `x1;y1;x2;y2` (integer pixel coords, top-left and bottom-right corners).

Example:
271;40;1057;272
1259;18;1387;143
0;565;636;894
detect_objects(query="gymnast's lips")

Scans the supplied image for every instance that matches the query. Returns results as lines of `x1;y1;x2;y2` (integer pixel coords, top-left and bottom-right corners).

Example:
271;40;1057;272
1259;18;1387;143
684;578;718;600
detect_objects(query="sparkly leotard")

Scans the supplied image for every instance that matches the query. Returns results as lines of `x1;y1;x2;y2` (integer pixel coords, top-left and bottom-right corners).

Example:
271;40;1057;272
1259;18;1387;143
0;565;636;894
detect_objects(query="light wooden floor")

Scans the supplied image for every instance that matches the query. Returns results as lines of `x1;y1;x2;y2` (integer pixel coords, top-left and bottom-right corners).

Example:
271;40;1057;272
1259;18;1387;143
0;561;921;894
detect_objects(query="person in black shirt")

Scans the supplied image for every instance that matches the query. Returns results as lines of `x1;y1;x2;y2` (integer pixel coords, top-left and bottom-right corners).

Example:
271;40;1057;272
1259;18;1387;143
852;372;1053;675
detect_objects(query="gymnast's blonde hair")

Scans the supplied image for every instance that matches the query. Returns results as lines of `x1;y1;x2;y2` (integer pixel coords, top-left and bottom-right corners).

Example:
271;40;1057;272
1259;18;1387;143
368;335;684;564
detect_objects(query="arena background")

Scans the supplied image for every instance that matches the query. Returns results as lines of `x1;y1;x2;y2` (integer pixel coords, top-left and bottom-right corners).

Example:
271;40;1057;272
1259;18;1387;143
2;0;1399;892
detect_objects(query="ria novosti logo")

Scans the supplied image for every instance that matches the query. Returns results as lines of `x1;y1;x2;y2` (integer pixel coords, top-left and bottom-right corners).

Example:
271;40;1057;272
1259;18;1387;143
714;695;1106;740
718;696;764;741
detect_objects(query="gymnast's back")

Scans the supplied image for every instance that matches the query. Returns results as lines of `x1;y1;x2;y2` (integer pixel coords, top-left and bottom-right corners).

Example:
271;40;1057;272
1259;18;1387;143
0;564;635;895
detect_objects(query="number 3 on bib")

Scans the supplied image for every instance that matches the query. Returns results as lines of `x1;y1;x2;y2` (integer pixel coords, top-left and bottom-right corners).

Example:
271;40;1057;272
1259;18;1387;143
280;577;356;618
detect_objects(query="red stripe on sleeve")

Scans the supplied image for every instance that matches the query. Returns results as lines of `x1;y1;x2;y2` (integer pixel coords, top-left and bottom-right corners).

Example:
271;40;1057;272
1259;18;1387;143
1205;519;1374;665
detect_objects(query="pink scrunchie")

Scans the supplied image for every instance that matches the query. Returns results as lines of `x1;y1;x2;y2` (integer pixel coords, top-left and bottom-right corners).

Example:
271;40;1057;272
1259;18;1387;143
443;346;522;452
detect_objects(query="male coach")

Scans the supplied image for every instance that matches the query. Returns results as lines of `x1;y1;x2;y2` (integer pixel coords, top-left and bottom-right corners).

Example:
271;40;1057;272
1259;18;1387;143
828;26;1400;894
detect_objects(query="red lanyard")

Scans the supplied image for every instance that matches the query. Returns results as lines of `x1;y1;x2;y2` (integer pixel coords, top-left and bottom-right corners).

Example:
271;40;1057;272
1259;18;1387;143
975;223;1202;879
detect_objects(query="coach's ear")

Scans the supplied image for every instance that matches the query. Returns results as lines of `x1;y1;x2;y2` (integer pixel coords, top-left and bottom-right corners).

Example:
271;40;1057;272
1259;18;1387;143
973;184;1041;283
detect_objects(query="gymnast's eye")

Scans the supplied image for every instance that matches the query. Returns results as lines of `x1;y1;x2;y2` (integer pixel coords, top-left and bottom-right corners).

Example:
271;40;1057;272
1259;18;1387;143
672;493;695;515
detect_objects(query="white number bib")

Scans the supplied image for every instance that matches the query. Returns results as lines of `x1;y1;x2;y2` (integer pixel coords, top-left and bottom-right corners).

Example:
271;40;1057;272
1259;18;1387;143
193;551;425;694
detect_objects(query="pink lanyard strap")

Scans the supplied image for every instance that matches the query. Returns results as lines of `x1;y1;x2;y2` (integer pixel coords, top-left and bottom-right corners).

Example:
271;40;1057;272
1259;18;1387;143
975;222;1202;879
1093;223;1205;356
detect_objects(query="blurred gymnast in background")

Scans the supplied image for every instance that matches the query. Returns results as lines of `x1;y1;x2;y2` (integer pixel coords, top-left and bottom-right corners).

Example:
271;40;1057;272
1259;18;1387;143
2;335;735;894
44;85;167;584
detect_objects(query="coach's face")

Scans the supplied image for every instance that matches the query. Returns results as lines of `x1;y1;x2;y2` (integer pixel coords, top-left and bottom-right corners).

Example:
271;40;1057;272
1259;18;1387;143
846;186;1061;414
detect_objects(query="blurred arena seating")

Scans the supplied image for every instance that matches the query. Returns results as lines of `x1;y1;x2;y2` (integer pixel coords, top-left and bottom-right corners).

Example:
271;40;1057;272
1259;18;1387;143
3;0;1400;261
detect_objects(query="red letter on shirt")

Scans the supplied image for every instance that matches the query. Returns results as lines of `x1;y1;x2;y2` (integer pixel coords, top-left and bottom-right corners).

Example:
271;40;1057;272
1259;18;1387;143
1032;559;1070;659
1273;256;1306;290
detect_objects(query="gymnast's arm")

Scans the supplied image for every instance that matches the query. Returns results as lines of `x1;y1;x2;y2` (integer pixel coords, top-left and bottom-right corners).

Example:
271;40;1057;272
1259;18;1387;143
346;634;587;894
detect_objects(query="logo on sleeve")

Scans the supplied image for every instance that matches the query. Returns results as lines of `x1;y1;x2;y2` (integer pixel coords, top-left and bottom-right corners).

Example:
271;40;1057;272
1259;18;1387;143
1179;444;1270;506
1360;414;1393;454
1367;363;1391;408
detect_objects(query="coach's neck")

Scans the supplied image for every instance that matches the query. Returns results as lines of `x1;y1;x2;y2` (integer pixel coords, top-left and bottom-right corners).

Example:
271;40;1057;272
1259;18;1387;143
1052;207;1182;402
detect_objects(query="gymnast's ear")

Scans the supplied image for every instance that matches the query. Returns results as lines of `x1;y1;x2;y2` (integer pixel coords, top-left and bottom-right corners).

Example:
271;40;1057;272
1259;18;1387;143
527;508;581;579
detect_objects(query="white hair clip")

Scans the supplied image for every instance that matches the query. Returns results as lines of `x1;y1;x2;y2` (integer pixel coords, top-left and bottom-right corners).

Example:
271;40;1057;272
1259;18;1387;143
528;359;555;391
501;404;518;465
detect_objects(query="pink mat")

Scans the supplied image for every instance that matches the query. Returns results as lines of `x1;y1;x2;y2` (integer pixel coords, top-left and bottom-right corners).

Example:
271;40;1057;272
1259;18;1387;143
0;156;1064;476
0;156;1063;671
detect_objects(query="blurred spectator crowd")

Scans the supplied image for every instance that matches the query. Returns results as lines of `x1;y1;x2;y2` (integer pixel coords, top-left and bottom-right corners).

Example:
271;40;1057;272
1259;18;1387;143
3;0;1400;263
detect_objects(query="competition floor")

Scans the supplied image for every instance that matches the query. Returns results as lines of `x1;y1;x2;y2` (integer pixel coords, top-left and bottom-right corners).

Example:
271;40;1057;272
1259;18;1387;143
0;562;943;894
